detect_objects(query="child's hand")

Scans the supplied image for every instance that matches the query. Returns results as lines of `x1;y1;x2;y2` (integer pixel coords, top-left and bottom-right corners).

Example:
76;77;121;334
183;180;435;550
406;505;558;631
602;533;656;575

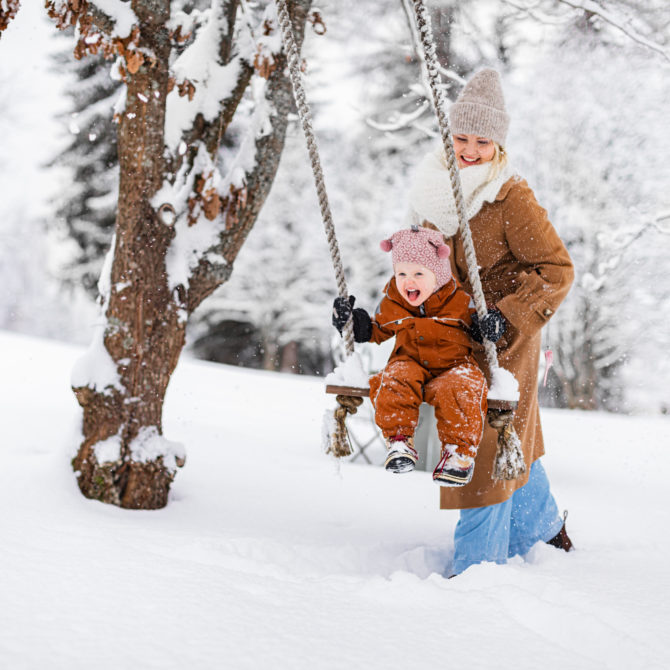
332;296;373;343
332;295;355;332
470;308;507;343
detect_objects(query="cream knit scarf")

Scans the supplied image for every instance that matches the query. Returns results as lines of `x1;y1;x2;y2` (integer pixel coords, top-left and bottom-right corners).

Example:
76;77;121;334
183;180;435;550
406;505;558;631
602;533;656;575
408;147;515;238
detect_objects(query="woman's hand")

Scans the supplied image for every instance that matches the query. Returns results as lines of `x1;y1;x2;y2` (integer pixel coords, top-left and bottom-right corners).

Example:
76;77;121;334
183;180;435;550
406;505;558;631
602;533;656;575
470;308;507;344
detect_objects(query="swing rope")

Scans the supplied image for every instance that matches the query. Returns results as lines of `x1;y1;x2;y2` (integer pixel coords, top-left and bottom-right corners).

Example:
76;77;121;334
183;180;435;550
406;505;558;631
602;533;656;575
276;0;525;479
410;0;497;373
410;0;525;480
276;0;361;457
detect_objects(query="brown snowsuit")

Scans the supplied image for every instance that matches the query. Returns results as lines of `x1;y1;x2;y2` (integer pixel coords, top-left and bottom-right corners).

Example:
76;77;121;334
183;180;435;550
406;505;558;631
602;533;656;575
368;277;487;458
431;176;574;509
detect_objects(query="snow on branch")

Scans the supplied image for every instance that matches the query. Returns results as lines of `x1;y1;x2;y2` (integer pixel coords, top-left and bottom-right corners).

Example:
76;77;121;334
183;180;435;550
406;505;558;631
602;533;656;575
501;0;574;26
584;211;670;293
71;237;126;395
167;6;211;46
165;29;244;150
366;100;431;133
557;0;670;62
158;66;279;297
655;212;670;229
46;0;135;37
0;0;20;33
46;0;144;72
505;0;670;62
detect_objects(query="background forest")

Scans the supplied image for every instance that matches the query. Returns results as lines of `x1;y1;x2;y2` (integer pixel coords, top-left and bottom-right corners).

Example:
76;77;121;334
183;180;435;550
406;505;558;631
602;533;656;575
2;0;669;416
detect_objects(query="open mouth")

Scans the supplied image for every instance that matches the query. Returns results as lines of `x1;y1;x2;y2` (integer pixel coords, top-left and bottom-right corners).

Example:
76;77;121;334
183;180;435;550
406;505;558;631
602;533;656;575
460;155;480;165
406;289;421;302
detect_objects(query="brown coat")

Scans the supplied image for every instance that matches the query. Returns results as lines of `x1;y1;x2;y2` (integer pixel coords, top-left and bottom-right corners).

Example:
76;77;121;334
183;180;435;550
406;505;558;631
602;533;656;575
435;176;574;509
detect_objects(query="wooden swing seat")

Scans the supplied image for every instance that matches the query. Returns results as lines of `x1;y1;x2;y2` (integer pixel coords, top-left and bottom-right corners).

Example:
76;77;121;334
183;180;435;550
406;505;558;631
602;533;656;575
326;384;517;411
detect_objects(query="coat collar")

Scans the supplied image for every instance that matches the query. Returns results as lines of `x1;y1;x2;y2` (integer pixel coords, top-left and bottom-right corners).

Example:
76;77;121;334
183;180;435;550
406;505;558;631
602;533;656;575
495;175;522;201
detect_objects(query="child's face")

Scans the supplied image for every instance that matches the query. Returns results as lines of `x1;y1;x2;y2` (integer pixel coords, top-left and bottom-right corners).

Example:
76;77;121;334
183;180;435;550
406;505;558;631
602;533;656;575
394;262;437;307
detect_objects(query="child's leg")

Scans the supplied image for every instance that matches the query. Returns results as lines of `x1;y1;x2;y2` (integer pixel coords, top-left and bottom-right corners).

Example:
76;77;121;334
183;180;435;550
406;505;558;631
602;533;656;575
423;362;487;457
369;358;430;439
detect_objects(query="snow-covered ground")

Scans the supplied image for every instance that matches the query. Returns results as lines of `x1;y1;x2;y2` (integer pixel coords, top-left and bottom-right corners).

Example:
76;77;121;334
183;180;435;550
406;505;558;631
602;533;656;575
2;330;669;669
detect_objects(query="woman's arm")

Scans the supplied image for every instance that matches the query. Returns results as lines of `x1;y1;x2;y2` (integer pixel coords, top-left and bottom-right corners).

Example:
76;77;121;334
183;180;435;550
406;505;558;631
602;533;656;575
496;181;574;337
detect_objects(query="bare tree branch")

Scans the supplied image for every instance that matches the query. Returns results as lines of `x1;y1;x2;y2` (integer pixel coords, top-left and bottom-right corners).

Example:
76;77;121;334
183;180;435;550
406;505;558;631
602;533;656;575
558;0;669;61
505;0;670;61
187;0;313;309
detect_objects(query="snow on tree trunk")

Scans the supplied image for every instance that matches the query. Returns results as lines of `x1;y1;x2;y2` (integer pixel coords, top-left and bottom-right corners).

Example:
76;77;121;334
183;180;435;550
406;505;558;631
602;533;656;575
70;0;181;509
49;0;312;508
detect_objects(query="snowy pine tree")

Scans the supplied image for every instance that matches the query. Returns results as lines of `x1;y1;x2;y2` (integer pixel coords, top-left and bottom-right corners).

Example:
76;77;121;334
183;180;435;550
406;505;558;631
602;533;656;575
53;50;120;295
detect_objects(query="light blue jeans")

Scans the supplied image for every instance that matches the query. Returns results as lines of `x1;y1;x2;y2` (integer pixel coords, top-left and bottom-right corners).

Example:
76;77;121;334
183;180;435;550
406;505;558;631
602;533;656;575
452;459;563;575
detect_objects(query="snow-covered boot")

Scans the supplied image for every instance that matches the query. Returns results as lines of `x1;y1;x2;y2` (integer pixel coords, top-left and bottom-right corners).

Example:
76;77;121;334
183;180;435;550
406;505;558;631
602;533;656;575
433;448;474;487
547;511;574;552
384;435;418;473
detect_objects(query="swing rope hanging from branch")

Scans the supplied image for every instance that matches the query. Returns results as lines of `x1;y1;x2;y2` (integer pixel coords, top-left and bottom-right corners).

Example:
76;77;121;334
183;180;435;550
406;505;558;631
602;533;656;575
275;0;525;480
276;0;362;458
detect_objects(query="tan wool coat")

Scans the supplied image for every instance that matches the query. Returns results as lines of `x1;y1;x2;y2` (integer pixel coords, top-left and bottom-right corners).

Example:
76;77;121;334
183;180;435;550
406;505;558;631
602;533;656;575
434;175;574;509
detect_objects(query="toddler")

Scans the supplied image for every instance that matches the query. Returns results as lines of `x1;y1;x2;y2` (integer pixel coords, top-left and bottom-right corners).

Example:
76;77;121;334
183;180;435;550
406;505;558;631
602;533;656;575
332;226;504;486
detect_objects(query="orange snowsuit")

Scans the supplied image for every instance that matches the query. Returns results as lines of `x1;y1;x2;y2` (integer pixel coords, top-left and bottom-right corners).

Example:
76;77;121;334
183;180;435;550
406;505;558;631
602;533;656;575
368;277;487;457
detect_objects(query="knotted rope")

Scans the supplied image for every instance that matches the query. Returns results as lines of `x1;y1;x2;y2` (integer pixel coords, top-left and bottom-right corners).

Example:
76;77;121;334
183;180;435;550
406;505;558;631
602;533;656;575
276;0;357;456
410;0;525;480
329;395;364;458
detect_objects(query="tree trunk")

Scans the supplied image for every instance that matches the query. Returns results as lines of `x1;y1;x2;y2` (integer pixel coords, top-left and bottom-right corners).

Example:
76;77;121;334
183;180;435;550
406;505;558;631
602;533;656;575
71;0;312;509
72;0;178;509
280;341;299;373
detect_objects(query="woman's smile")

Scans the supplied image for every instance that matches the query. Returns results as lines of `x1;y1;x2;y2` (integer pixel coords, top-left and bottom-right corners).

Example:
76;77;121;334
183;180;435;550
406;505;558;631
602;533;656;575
453;134;496;169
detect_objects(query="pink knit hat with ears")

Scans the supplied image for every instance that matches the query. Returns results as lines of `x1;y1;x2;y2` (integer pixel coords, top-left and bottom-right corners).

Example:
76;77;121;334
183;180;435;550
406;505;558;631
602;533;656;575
380;226;451;289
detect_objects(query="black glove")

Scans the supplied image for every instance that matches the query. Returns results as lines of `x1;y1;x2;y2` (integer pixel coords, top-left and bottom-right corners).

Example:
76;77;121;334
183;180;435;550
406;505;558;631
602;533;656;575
332;295;372;343
470;308;507;344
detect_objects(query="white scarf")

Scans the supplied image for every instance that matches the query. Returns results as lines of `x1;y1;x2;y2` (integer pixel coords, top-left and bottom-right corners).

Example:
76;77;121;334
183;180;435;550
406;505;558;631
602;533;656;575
408;147;515;238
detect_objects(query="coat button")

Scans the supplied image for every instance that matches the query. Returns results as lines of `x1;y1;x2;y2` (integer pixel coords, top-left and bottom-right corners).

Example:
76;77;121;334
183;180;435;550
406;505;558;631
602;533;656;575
423;360;429;366
543;308;553;316
419;336;424;341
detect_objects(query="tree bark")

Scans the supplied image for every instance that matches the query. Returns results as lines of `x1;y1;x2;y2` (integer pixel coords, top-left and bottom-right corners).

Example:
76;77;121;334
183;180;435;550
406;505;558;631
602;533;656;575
72;0;179;509
72;0;312;509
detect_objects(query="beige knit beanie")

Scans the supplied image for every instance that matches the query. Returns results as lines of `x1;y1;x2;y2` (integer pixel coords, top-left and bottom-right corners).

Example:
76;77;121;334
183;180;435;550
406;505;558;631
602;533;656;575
449;68;509;147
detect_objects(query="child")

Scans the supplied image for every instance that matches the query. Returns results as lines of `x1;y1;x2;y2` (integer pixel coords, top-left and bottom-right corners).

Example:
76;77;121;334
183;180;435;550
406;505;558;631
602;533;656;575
332;226;505;486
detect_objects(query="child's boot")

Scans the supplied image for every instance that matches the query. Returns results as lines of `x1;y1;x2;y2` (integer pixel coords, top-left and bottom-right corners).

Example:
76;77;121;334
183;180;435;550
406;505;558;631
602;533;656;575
384;435;418;473
433;446;475;486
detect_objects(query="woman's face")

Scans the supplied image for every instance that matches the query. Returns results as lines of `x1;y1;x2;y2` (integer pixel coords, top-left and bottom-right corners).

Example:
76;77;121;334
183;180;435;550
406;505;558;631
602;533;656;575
453;134;496;168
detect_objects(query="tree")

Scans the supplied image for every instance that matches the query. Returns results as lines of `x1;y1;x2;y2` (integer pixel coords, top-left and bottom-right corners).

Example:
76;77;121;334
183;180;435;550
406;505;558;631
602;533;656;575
53;50;120;295
45;0;313;509
187;130;336;374
0;0;20;35
505;12;670;411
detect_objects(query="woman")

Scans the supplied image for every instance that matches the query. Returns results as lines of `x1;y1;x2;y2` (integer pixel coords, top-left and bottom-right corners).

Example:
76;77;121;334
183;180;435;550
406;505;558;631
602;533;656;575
409;68;575;576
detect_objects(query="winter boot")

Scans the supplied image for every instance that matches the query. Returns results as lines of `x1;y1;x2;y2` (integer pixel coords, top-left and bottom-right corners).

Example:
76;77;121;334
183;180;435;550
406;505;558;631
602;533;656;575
384;435;418;473
433;447;475;487
547;511;574;552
